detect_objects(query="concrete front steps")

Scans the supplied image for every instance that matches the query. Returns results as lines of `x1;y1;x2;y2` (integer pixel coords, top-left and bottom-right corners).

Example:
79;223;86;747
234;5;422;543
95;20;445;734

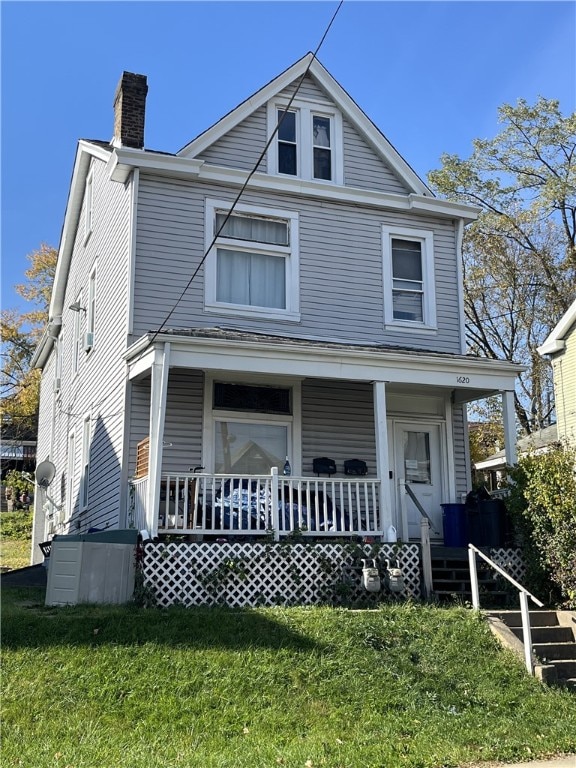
431;547;511;606
487;609;576;688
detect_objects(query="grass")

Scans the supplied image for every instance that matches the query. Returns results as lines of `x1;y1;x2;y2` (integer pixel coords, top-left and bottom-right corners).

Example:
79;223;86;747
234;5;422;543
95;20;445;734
2;588;575;768
0;510;33;571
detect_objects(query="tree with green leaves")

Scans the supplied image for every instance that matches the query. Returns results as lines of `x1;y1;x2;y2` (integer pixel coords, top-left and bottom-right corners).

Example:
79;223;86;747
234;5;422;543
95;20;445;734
429;98;576;435
1;244;57;440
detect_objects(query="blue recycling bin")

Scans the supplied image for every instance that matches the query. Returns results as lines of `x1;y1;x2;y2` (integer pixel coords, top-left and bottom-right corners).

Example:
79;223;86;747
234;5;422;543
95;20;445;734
442;503;468;547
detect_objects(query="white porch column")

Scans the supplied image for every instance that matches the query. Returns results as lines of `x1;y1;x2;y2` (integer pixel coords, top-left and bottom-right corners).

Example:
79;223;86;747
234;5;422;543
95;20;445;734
502;389;518;467
147;343;171;537
373;381;393;536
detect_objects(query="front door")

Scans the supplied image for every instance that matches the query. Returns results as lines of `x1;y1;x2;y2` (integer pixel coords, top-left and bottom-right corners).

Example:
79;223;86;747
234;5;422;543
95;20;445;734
393;422;444;540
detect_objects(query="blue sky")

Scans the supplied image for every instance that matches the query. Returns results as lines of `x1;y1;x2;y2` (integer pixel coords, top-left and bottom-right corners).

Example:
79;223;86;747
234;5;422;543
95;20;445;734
2;1;575;315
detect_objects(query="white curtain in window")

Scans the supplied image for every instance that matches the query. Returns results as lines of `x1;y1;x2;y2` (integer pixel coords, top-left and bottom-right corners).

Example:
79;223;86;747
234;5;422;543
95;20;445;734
217;249;285;308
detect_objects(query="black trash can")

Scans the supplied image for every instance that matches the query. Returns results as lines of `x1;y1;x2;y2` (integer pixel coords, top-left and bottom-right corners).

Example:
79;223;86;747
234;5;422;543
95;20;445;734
442;503;468;547
468;500;503;548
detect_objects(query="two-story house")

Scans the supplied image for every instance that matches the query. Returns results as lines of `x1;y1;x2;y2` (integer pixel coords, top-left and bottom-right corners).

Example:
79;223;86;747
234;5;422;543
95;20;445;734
31;54;522;567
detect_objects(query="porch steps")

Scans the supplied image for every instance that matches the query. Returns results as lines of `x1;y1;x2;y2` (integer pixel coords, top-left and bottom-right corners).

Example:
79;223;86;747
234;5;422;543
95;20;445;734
430;547;509;606
488;610;576;689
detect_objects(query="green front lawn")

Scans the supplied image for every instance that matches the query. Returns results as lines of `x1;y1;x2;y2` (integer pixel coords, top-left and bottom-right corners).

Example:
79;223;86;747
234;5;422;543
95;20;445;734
2;589;574;768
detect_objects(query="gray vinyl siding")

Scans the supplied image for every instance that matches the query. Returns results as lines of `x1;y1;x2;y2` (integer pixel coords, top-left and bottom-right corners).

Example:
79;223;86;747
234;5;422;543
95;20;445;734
280;74;331;104
133;174;462;353
40;156;131;537
342;116;409;194
451;403;469;499
162;370;204;474
197;106;268;172
302;379;376;476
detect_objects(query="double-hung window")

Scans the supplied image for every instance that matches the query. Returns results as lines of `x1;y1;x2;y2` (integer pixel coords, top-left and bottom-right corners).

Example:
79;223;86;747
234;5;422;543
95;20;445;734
268;100;342;184
382;226;436;330
205;200;299;320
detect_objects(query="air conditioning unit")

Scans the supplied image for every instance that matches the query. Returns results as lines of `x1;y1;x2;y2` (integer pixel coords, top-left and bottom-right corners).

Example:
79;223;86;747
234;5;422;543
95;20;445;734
53;378;61;392
83;332;94;351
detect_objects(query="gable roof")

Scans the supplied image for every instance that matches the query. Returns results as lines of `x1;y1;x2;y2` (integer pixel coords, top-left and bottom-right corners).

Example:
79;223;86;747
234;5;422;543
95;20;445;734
538;297;576;356
177;53;432;197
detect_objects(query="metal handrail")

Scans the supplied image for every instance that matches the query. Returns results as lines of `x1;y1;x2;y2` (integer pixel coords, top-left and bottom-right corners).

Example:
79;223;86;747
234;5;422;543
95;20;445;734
468;543;544;674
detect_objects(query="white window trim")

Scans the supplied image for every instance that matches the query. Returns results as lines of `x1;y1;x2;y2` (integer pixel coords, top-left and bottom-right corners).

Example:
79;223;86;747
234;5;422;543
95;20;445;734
65;431;76;522
204;198;300;321
84;168;94;244
80;414;91;512
72;291;83;376
202;374;302;475
267;98;343;185
382;225;437;331
86;262;97;353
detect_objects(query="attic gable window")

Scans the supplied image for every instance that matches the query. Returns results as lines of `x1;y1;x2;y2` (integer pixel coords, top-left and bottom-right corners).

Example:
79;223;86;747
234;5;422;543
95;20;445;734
268;99;342;184
205;199;300;321
382;225;437;331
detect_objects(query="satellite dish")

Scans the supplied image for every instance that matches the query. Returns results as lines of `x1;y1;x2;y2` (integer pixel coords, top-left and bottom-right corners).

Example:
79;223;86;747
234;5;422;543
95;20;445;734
35;460;56;488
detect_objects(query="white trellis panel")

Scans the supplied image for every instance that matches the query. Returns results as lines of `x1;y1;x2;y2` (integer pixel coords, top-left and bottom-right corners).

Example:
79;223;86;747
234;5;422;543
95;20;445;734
489;548;526;583
142;542;422;608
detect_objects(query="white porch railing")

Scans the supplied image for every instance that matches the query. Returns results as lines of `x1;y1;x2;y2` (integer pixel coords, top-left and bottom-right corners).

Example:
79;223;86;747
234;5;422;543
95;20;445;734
131;469;383;539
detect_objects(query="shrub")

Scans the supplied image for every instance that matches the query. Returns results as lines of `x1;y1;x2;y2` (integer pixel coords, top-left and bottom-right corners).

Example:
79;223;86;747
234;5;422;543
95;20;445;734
506;443;576;607
0;510;33;540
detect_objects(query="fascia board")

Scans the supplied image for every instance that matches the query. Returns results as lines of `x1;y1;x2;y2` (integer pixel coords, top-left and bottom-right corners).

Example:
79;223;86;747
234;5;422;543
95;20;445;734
127;333;523;391
36;141;110;368
177;54;315;157
194;163;478;221
108;148;203;183
538;297;576;355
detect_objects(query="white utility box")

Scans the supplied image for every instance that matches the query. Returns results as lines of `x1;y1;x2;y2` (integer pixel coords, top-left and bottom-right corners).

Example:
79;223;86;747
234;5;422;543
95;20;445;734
45;529;138;606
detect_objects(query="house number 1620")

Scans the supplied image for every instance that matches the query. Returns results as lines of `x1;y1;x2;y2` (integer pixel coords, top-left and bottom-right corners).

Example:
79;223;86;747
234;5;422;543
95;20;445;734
456;376;470;384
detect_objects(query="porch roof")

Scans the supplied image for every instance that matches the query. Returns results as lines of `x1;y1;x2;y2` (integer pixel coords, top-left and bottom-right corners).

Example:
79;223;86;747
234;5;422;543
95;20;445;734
125;327;524;400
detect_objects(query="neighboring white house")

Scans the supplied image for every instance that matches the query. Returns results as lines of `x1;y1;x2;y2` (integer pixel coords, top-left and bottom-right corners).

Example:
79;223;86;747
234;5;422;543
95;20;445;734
30;55;523;562
538;297;576;447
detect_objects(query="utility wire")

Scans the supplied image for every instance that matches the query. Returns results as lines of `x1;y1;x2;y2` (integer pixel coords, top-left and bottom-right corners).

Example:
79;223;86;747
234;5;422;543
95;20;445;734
149;0;344;344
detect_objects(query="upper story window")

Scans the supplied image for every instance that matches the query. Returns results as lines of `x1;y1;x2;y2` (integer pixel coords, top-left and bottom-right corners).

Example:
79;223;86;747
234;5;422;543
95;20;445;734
382;225;437;331
205;199;300;321
268;99;343;184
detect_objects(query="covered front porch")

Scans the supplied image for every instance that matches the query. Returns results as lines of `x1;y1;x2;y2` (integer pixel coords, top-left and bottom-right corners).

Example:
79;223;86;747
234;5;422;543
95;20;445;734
124;329;523;544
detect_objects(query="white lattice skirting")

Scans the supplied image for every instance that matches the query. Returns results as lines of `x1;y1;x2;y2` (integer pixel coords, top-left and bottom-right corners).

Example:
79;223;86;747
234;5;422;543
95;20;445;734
142;542;422;608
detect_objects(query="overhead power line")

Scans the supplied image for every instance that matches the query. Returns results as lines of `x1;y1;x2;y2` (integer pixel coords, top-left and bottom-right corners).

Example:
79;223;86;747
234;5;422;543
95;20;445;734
149;1;344;344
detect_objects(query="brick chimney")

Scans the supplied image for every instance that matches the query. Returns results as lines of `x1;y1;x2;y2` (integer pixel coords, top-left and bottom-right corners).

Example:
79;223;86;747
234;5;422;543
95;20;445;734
112;72;148;149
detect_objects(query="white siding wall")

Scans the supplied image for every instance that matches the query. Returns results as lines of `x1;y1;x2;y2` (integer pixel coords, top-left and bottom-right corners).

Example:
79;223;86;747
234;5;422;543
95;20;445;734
133;176;461;353
36;156;131;546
